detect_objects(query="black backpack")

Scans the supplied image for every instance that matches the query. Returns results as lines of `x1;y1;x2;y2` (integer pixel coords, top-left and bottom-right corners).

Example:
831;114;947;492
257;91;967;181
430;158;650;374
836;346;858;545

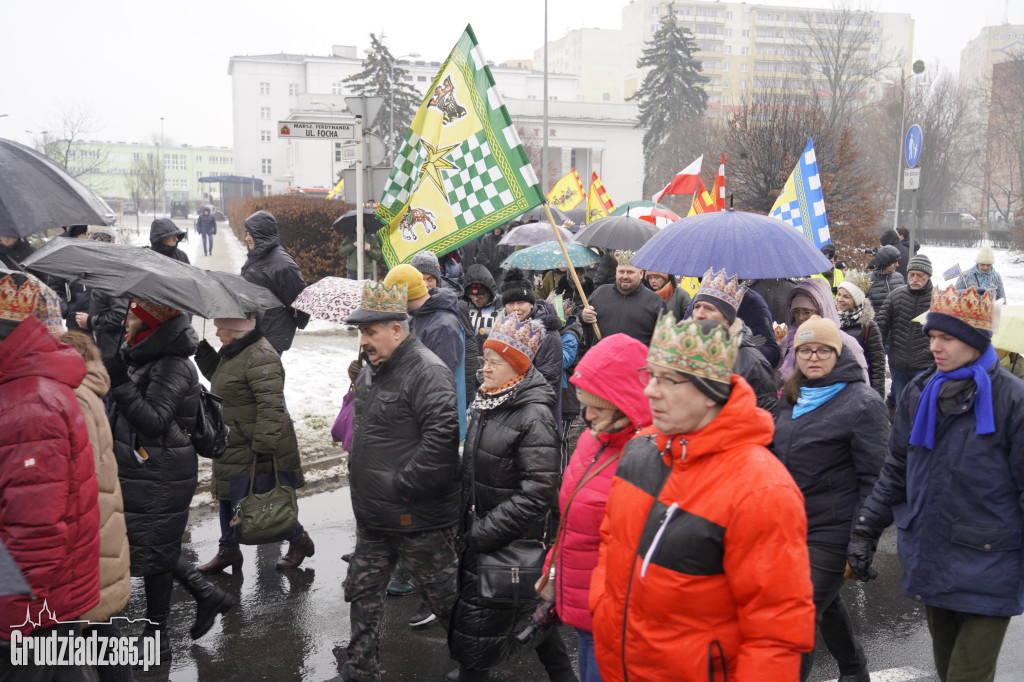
184;386;230;460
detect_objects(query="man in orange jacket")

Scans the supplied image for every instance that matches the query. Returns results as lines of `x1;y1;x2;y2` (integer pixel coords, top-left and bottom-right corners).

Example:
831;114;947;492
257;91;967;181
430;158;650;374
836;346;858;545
589;314;815;681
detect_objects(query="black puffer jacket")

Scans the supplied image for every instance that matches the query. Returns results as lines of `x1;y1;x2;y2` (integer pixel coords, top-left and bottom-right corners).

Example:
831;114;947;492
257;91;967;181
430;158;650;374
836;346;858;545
876;281;933;372
880;229;911;279
240;211;310;352
109;314;201;576
528;299;564;430
451;367;559;670
866;270;905;310
839;300;886;398
149;219;190;264
87;291;129;361
350;335;461;533
771;347;889;546
732;320;779;416
0;238;34;270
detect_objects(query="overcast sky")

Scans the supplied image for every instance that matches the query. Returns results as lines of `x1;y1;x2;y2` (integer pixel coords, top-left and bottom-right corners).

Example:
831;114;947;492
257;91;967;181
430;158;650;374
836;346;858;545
1;0;1018;150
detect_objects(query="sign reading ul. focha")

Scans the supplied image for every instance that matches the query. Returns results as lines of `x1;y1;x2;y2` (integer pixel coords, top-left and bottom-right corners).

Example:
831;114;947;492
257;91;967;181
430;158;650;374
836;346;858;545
278;121;356;140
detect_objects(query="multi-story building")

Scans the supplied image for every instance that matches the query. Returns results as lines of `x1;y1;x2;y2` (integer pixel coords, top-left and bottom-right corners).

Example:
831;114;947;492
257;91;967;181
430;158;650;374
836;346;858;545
959;23;1024;95
540;0;913;112
66;141;234;206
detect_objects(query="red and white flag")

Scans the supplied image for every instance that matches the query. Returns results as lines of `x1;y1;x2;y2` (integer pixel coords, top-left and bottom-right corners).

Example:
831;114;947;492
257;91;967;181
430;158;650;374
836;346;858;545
652;155;703;203
711;154;725;210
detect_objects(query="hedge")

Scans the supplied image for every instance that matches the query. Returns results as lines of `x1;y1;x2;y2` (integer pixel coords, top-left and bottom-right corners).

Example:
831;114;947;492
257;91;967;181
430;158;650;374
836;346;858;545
226;196;354;282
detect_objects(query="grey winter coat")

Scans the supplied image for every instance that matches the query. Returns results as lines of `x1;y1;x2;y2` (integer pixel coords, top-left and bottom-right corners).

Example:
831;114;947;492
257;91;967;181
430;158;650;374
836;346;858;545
876;281;934;372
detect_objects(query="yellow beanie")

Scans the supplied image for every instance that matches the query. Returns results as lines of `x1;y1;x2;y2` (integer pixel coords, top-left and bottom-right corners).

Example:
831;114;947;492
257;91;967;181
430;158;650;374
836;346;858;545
383;264;428;301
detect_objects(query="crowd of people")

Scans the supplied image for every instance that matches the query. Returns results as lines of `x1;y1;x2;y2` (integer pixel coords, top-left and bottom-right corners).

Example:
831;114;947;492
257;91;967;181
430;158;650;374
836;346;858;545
2;212;1022;682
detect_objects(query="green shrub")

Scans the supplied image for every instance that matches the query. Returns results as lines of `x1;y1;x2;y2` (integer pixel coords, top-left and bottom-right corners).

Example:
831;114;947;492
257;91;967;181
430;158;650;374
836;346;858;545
227;196;354;282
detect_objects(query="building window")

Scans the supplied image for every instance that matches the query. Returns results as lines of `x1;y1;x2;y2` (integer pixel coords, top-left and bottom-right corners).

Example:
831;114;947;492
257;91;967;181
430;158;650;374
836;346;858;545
723;79;730;88
725;45;732;54
723;62;731;71
133;152;140;161
417;75;427;81
741;63;749;72
725;11;733;19
261;158;272;174
742;29;750;37
261;130;271;142
602;92;611;101
195;155;202;164
741;46;749;55
259;82;270;95
725;28;732;36
722;96;730;105
289;83;299;96
260;107;271;120
332;81;344;95
741;80;748;89
335;142;343;163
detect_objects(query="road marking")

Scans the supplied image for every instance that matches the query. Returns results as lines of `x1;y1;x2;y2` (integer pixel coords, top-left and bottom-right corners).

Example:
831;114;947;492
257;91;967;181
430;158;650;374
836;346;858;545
870;667;931;681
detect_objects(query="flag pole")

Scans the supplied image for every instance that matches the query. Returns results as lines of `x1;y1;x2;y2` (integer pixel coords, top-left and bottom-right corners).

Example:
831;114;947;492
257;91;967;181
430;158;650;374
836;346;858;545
542;202;601;340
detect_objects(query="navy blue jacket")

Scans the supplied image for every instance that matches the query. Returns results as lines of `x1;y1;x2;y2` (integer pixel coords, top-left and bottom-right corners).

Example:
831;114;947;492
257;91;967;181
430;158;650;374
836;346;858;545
737;288;780;368
772;348;889;546
857;361;1024;617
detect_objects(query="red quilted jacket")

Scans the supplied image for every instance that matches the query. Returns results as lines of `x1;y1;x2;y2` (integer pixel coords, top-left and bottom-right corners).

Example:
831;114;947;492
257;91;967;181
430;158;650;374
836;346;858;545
0;318;100;639
545;334;652;632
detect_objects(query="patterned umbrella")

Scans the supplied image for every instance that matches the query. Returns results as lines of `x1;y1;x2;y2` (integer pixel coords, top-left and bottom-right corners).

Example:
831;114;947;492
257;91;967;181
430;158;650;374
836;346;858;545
291;277;367;324
498;222;576;247
500;242;600;271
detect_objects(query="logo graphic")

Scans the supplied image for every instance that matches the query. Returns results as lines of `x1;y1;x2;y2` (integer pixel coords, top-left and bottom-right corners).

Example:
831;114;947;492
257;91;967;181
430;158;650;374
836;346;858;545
427;76;468;125
398;207;439;242
280;124;291;135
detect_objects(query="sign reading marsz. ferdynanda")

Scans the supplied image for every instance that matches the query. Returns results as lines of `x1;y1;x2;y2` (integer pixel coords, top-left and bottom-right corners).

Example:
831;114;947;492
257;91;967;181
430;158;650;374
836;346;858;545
278;121;355;140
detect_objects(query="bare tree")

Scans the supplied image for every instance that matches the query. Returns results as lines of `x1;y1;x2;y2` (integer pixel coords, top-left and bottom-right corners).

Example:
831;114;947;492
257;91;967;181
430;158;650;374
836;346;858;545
795;2;900;130
133;154;164;221
36;104;110;181
124;165;146;229
978;55;1024;222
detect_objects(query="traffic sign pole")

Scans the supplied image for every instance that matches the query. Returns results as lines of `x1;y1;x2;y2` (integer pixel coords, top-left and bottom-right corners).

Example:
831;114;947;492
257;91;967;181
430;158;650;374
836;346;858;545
904;124;923;256
355;115;364;282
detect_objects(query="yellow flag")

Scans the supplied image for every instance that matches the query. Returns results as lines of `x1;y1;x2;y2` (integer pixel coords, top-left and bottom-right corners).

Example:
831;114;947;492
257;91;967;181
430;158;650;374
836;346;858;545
586;172;616;222
546;168;586;210
326;178;345;200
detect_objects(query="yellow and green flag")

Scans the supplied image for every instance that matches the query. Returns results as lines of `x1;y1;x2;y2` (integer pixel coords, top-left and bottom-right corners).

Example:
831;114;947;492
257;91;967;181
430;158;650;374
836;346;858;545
375;25;544;266
546;168;585;210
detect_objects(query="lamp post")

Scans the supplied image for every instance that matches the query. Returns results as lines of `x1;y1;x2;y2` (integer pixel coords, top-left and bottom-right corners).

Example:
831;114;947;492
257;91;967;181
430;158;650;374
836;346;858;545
160;117;166;218
311;100;339;186
890;61;925;232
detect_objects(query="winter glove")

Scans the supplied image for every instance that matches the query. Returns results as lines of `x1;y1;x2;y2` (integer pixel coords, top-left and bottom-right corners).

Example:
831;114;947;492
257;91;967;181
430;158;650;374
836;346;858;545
847;524;882;582
103;350;131;388
195;338;215;361
347;358;363;383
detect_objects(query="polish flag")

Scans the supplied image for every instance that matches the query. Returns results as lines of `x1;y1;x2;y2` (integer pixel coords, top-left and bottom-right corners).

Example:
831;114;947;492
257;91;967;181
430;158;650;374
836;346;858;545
711;154;725;210
652;156;703;203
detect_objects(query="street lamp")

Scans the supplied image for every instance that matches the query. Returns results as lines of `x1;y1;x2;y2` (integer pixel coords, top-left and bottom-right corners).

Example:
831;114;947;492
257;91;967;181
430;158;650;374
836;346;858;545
889;61;925;232
310;100;339;186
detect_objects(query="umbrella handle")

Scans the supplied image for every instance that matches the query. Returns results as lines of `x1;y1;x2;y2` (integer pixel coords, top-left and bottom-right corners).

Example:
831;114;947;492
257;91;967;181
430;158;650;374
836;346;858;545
542;203;601;340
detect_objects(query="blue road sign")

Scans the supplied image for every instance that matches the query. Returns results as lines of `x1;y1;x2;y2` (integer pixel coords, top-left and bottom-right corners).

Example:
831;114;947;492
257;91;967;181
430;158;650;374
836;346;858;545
905;124;923;168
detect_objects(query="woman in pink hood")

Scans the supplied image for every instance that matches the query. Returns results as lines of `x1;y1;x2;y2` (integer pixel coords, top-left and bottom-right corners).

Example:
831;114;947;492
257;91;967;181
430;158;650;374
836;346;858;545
541;333;652;682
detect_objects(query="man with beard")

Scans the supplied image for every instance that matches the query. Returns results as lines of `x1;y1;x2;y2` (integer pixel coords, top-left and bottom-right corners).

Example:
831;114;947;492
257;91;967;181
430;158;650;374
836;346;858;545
580;250;666;345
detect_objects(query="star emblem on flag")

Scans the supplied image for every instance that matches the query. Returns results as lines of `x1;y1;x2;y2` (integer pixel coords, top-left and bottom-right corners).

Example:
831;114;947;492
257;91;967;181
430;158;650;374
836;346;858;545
419;140;459;195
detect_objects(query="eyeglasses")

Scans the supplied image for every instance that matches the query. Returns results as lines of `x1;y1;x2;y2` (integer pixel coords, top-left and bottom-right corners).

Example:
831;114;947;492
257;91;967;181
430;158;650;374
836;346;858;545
482;356;509;368
795;346;834;359
637;367;689;387
791;308;818;318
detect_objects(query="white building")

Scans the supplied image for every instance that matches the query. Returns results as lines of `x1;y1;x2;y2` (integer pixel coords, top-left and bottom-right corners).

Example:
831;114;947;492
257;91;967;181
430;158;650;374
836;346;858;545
959;24;1024;94
534;29;626;104
228;47;586;194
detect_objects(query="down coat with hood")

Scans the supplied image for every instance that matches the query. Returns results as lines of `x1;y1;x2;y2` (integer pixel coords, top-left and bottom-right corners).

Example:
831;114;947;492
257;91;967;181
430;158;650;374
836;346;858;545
195;328;304;501
866;263;905;311
731;319;780;415
463;264;502;350
148;218;190;264
879;229;911;280
110;313;201;576
876;281;934;372
350;335;461;533
737;287;781;368
590;375;815;681
0;317;100;638
450;366;560;670
839;298;887;399
779;278;868;385
772;347;889;547
240;211;310;352
527;298;564;429
544;334;652;633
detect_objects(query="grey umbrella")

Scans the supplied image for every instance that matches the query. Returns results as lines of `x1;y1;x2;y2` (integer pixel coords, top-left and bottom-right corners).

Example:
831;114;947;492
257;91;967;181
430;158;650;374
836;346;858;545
0;138;111;238
574;215;660;251
22;239;282;319
498;222;576;247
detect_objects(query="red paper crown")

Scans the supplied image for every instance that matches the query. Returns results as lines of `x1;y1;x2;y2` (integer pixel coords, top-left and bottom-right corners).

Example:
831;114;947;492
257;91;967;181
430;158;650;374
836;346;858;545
929;286;994;331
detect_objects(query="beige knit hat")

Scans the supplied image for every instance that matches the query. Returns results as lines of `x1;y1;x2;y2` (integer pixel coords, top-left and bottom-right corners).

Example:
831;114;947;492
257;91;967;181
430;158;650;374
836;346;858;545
576;388;616;409
976;245;995;265
794;315;843;355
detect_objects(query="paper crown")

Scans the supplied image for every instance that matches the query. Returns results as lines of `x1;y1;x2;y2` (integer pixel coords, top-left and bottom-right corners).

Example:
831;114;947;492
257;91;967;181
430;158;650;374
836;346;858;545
487;311;545;361
614;250;636;266
648;313;739;385
844;270;873;295
929;285;994;331
360;280;407;315
0;274;41;324
696;268;747;311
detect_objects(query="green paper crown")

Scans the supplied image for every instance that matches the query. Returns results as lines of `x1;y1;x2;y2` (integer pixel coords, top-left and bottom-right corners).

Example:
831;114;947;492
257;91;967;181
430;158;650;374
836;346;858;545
614;250;636;266
360;281;407;314
844;270;872;296
647;313;739;384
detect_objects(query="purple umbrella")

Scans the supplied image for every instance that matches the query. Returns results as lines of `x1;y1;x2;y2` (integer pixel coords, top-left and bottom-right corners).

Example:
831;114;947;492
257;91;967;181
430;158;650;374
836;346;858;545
631;209;834;279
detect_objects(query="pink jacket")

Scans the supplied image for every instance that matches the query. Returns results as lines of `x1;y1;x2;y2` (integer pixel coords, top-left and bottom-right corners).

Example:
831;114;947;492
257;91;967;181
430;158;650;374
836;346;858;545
545;334;652;632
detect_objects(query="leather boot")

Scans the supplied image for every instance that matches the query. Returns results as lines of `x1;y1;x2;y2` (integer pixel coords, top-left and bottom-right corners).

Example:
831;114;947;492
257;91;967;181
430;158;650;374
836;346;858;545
276;530;315;569
197;544;243;574
136;572;173;668
173;557;235;640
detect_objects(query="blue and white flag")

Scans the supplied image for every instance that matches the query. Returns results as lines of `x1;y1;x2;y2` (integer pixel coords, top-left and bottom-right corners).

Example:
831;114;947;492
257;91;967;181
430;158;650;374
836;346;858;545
769;137;831;248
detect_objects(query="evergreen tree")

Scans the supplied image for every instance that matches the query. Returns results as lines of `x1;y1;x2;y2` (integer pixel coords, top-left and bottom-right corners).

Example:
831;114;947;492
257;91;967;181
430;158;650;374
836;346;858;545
629;4;709;194
345;34;422;161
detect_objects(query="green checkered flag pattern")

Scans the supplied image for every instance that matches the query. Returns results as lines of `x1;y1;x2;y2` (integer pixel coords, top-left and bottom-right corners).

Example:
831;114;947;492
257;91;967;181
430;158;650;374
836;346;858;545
379;131;425;211
444;131;516;229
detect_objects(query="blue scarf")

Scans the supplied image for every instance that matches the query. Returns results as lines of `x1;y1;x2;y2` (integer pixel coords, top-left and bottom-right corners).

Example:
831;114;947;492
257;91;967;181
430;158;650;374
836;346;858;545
792;383;848;419
909;344;997;450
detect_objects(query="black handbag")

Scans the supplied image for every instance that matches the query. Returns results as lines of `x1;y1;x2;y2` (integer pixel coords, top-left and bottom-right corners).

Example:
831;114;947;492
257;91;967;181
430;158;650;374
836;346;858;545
476;538;548;607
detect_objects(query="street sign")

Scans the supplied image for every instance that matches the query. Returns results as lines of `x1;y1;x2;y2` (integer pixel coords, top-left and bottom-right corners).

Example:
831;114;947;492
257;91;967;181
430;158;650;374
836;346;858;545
277;121;355;140
365;133;386;167
903;167;921;190
344;96;384;124
905;124;923;168
343;168;393;206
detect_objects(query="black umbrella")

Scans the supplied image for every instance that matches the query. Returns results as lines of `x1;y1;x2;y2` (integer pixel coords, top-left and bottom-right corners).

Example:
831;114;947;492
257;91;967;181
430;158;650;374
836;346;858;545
516;205;569;224
333;209;385;237
574;215;660;251
563;208;587;225
0;138;111;238
22;239;282;319
0;540;32;597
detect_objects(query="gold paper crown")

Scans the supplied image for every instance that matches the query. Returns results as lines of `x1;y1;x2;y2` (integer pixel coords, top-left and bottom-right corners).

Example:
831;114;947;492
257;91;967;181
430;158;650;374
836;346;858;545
844;270;872;296
614;250;636;266
0;274;41;324
360;281;407;314
647;313;739;384
696;268;747;311
929;286;993;331
488;311;545;360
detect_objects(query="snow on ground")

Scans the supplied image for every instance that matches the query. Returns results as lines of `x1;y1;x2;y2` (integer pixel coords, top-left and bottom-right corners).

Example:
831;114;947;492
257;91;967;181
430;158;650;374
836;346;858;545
919;243;1024;303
